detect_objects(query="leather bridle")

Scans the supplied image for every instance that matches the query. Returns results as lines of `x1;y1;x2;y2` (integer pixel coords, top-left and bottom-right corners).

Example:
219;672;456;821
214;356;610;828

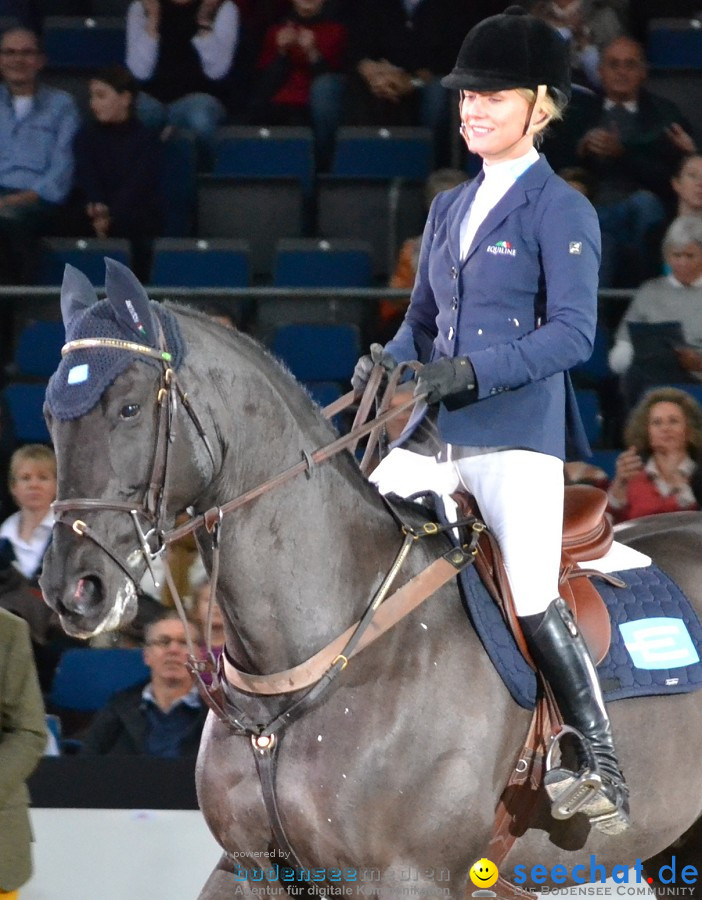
52;335;216;603
50;332;424;662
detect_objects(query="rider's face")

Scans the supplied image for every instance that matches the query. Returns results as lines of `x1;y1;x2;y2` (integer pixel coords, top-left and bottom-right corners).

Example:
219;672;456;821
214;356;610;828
458;89;535;164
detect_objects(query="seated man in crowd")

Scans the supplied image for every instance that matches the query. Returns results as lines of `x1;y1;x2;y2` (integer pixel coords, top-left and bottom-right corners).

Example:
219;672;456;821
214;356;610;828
80;612;206;757
0;26;80;283
542;35;697;286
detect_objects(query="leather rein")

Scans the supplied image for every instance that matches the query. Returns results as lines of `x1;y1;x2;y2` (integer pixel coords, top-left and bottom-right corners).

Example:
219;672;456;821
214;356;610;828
52;335;478;690
50;333;537;892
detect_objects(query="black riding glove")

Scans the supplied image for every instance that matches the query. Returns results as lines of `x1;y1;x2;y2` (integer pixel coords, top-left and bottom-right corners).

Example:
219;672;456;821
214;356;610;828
414;356;477;408
351;343;397;394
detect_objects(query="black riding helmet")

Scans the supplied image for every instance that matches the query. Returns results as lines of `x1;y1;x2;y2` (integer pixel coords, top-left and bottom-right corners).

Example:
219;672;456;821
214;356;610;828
441;5;571;104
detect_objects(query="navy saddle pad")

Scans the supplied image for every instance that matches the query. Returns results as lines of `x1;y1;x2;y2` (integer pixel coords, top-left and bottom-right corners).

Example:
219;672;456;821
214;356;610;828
460;561;702;710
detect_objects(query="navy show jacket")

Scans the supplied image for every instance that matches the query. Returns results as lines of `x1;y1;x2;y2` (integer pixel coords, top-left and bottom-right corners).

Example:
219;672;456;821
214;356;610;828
386;155;599;461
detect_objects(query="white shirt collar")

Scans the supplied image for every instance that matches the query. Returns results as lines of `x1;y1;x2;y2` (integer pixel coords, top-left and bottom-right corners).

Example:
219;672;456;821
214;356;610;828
482;146;539;184
604;98;638;114
666;273;702;288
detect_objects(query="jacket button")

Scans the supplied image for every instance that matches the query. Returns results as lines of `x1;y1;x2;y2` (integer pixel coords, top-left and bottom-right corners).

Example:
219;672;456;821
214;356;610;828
448;326;455;340
451;297;458;310
451;267;458;279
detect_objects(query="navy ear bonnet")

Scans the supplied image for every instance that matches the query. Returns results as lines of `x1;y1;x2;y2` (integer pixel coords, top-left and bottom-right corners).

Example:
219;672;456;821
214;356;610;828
46;260;185;421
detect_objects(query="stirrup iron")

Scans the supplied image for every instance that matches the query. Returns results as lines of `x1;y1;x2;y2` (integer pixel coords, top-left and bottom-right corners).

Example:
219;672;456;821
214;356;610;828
544;725;603;820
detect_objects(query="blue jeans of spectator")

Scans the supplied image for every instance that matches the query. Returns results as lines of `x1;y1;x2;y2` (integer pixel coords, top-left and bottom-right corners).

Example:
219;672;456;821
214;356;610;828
0;188;58;283
597;189;666;287
136;91;227;166
309;73;345;171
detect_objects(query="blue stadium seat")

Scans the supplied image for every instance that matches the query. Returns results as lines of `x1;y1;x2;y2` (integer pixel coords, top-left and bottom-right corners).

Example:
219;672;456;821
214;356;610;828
571;323;612;388
160;130;197;237
316;176;426;279
270;323;361;383
2;383;51;443
196;176;305;277
36;238;130;286
331;127;434;180
149;238;251;287
588;448;619;480
647;18;702;69
273;239;373;287
212;126;315;194
12;321;65;379
43;16;126;69
575;388;603;446
49;648;150;713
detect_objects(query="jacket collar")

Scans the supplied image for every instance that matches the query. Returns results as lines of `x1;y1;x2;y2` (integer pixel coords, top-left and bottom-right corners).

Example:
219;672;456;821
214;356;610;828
447;154;554;266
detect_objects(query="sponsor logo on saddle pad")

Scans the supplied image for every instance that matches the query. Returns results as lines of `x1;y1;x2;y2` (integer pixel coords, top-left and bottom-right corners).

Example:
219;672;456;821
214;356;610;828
619;618;700;670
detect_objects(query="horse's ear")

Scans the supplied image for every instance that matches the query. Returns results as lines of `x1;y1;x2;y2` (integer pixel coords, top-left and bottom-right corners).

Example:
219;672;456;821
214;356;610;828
60;264;99;329
104;257;158;347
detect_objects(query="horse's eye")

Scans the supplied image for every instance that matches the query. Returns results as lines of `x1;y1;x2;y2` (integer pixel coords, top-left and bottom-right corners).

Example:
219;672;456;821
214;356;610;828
120;403;140;419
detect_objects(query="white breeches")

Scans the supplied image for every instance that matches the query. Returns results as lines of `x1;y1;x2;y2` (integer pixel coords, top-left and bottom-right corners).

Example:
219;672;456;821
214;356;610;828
370;448;564;616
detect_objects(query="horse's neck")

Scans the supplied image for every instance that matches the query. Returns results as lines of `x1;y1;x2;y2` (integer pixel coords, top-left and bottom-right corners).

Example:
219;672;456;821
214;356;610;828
211;459;403;673
180;326;402;673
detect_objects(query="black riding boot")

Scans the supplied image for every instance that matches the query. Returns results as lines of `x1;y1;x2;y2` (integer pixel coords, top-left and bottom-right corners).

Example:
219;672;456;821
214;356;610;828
520;596;630;835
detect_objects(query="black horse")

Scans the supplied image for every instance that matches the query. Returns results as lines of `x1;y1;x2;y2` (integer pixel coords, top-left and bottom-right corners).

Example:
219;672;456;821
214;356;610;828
40;262;702;898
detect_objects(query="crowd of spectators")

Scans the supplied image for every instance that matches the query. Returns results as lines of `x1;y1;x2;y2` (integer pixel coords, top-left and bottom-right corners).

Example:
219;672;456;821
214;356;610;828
2;0;702;771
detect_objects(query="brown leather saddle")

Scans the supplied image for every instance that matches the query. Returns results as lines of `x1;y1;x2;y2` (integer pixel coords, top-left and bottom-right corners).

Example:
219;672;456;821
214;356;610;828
453;483;615;667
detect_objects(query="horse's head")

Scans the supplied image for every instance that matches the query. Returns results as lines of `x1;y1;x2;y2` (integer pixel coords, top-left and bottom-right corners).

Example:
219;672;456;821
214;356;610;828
40;260;214;638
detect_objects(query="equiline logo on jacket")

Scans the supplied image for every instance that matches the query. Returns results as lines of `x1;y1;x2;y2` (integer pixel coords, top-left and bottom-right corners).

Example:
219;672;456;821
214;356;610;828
486;241;516;256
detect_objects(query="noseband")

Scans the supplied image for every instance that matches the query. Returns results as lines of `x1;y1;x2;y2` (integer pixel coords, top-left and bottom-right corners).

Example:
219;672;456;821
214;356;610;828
52;335;216;592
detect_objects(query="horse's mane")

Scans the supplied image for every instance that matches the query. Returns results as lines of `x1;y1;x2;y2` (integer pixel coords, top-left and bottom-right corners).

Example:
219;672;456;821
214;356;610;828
165;301;329;424
164;302;378;495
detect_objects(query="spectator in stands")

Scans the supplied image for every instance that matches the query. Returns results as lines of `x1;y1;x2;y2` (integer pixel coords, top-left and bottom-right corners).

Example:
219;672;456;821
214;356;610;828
72;64;163;282
526;0;626;89
608;216;702;410
80;611;206;757
0;444;55;582
379;166;469;341
343;0;468;167
0;26;80;283
0;445;58;674
125;0;240;165
637;153;702;278
250;0;347;171
0;608;47;899
672;153;702;219
607;386;702;522
542;35;697;286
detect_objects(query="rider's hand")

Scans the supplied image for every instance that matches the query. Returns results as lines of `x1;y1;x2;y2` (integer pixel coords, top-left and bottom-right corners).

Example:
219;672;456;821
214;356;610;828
351;343;397;395
414;356;476;407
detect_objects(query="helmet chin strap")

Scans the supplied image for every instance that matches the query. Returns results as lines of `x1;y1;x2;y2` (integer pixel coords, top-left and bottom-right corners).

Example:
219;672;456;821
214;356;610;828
523;83;549;136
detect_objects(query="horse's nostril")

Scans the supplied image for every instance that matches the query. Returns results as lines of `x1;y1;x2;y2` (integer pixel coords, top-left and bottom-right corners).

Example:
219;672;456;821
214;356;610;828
67;575;103;614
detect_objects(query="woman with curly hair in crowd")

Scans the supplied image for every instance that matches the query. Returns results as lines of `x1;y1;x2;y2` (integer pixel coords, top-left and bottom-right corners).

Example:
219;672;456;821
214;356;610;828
607;386;702;522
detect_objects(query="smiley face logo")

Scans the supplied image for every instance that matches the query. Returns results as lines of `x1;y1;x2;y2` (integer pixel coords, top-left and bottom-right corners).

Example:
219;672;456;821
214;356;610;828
469;858;499;889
